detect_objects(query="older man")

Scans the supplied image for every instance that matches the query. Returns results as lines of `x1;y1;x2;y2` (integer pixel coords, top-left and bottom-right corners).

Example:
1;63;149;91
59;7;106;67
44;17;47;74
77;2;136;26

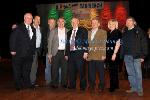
65;17;88;91
9;13;36;90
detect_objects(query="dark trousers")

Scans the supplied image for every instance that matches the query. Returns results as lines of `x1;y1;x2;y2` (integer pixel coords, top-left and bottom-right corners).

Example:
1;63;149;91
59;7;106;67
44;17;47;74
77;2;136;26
108;60;119;89
12;55;33;89
88;60;105;90
68;51;87;89
51;50;67;86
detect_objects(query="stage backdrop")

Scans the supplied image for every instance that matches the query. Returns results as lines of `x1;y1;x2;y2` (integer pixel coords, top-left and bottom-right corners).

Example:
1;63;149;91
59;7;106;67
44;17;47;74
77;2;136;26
36;1;129;30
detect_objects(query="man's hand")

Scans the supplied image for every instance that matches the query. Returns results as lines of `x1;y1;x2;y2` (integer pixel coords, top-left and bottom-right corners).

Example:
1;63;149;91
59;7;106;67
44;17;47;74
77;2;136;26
65;56;68;61
48;54;52;63
140;58;144;62
102;56;106;60
11;52;16;56
83;53;88;60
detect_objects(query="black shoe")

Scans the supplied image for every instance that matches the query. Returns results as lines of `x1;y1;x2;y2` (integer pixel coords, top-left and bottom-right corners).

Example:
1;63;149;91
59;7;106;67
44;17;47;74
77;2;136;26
31;83;39;87
109;88;115;92
16;87;21;91
62;85;68;89
34;84;39;87
68;86;76;89
88;86;95;93
30;85;35;89
98;89;104;93
51;85;58;89
80;87;86;91
115;86;119;89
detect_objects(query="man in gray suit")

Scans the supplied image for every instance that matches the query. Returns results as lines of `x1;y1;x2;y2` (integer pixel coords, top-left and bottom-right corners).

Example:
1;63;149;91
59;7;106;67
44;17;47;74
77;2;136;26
48;17;68;88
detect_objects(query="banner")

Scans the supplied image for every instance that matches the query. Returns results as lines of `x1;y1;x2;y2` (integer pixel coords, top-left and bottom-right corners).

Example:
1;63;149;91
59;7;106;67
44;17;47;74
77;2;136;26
37;1;129;30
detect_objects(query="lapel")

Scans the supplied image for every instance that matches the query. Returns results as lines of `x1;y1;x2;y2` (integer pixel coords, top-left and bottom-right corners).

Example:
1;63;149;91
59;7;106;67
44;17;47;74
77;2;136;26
65;28;68;40
22;23;28;34
68;29;72;40
55;28;59;44
88;30;92;41
31;26;36;41
89;29;99;41
93;29;99;41
22;23;31;40
75;28;79;40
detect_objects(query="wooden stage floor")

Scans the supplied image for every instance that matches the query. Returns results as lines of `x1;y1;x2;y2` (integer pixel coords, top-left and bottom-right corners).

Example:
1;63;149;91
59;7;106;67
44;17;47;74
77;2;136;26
0;59;150;100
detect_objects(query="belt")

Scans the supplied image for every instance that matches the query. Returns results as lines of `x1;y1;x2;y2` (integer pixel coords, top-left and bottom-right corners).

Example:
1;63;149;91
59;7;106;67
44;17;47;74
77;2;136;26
58;50;65;52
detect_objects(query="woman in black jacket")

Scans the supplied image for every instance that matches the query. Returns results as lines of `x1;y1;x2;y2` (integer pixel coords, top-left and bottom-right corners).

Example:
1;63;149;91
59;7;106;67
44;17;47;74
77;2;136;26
106;19;122;92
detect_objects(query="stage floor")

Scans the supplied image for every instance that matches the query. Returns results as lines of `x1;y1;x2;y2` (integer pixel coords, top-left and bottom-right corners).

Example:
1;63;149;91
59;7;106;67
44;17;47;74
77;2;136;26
0;58;150;100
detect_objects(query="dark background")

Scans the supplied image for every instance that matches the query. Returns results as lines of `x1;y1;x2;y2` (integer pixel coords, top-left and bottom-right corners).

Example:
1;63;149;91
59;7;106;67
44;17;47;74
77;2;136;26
0;0;149;58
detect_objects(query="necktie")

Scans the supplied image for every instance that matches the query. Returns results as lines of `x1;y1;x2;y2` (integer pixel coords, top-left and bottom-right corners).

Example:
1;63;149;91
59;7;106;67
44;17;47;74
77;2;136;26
70;30;76;51
27;25;31;39
27;25;30;33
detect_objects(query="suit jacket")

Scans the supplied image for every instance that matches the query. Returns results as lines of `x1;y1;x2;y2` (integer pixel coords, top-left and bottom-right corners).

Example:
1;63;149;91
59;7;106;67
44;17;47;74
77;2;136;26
65;27;88;57
106;29;122;61
48;28;68;56
33;25;43;56
41;26;50;55
87;29;107;61
9;23;36;57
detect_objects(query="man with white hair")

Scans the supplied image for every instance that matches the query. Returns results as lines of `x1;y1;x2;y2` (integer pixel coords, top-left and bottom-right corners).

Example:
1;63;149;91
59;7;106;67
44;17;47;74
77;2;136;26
9;13;36;90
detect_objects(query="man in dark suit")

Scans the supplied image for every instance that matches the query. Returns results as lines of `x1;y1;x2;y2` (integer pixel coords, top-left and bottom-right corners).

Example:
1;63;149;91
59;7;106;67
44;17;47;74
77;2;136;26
9;13;36;90
65;17;88;91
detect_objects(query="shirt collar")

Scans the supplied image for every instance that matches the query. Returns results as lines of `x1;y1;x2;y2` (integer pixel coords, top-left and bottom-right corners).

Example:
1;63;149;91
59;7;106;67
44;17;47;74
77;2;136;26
92;28;98;33
33;24;40;29
128;26;134;30
73;27;78;31
58;27;65;30
25;23;30;28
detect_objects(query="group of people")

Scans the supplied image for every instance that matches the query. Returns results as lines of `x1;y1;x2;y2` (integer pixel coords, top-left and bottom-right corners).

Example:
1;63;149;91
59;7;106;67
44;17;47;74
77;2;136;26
9;12;149;97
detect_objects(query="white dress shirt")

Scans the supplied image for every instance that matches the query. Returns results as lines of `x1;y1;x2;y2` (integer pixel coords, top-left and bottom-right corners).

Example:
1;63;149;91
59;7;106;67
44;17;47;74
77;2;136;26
58;28;66;50
25;24;33;39
34;25;41;48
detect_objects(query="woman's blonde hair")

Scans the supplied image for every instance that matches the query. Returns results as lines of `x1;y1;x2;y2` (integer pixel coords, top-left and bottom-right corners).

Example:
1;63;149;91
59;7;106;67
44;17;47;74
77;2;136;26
108;19;119;29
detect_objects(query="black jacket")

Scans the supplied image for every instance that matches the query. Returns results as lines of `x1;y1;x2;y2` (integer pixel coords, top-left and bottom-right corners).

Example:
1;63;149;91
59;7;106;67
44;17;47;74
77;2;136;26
42;26;50;56
65;27;88;57
106;29;122;61
120;26;148;59
9;23;36;57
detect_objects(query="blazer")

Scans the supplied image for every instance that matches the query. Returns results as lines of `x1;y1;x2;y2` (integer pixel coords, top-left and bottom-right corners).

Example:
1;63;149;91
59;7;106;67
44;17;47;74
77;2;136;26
87;29;107;61
106;29;122;61
42;26;51;55
48;28;68;56
9;23;36;57
34;26;43;56
65;27;88;57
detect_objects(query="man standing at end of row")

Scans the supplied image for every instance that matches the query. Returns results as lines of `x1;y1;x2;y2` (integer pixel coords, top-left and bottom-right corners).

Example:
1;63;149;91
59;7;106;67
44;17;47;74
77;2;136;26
9;13;36;90
121;17;148;96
